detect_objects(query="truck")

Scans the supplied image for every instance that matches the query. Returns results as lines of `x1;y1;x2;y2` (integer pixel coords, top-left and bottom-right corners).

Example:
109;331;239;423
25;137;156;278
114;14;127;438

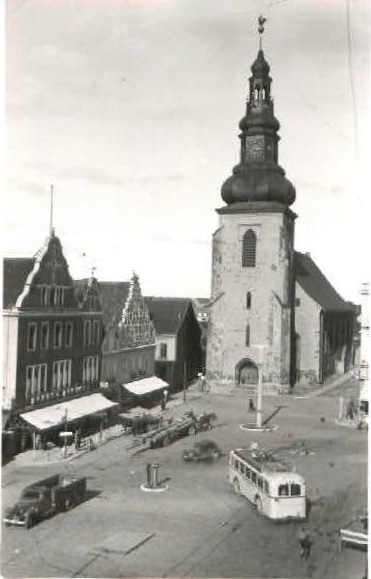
3;474;87;529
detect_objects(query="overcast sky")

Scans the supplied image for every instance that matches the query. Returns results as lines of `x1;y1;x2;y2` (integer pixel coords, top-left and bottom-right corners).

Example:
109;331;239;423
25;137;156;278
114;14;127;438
3;0;371;302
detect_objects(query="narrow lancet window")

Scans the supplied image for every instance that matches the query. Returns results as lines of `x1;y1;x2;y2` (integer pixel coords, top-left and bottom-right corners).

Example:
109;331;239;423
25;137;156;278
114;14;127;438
246;292;252;309
245;325;250;347
242;230;257;267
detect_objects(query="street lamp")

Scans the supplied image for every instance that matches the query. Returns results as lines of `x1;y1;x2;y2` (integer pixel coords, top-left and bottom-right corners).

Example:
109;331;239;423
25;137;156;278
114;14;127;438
255;345;268;429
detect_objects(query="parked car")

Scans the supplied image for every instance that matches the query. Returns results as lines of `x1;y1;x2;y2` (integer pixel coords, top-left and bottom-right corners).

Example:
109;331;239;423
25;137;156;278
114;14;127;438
182;440;222;461
3;474;87;529
340;515;368;550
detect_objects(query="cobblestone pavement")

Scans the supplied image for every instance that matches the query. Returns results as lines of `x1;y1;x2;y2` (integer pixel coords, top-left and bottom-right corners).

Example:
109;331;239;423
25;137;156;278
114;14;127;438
1;377;367;579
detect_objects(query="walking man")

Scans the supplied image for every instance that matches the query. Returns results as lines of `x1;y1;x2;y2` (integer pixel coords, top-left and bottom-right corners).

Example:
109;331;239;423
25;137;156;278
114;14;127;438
298;527;312;560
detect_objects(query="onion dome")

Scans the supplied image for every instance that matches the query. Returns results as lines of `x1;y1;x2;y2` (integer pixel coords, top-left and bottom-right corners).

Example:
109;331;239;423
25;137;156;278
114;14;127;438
220;48;296;208
251;49;270;76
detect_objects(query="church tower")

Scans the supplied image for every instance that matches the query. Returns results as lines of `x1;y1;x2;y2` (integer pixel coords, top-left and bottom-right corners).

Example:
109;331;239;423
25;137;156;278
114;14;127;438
206;18;297;394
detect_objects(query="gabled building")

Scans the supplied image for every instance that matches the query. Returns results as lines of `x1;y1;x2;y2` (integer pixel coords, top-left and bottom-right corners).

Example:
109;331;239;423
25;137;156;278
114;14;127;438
99;275;165;406
2;231;116;453
146;297;202;391
294;252;357;384
3;232;104;412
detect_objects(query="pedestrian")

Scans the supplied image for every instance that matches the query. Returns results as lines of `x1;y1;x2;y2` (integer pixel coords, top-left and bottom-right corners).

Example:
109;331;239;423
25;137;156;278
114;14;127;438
346;397;356;420
298;527;312;560
248;398;255;412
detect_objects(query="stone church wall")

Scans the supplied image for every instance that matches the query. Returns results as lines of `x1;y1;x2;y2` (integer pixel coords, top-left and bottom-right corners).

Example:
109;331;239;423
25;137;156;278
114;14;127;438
206;210;294;394
294;283;321;384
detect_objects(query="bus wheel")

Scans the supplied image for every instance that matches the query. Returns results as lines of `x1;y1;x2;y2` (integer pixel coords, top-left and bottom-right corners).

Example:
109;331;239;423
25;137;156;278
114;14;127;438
64;498;73;511
255;496;263;514
25;513;33;529
233;478;241;495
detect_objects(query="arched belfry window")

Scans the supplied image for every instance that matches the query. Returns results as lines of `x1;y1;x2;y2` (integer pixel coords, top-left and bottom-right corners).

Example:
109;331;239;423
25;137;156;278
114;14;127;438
245;324;250;347
246;292;252;309
242;230;257;267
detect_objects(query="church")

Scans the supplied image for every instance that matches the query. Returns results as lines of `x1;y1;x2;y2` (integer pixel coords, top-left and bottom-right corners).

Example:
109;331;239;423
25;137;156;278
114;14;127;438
206;22;356;395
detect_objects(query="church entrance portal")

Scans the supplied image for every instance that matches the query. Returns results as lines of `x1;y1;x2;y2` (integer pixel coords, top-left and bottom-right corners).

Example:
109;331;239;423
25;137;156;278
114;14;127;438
236;359;258;386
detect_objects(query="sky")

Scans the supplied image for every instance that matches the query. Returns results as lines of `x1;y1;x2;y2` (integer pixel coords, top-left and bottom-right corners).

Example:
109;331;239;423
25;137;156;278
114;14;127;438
3;0;371;302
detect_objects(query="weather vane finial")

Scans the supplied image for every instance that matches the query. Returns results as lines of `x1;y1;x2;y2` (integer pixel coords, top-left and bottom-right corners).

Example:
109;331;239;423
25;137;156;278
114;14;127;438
258;15;267;50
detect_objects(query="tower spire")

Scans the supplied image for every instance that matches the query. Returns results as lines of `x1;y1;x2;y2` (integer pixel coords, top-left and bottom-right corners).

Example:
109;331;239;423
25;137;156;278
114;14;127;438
258;15;267;50
49;184;55;236
220;21;296;208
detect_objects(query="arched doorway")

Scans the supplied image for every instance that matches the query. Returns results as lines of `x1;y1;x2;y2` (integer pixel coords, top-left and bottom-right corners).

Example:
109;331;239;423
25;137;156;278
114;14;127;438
235;358;258;386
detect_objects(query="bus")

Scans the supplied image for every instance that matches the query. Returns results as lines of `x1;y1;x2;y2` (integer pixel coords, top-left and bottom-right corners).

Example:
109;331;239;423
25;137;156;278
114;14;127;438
228;448;306;520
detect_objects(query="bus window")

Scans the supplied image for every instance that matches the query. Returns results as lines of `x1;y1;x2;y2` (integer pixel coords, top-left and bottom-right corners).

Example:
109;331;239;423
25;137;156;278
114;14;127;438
246;467;251;479
257;476;263;489
278;484;289;496
251;472;257;484
291;483;301;496
264;481;269;494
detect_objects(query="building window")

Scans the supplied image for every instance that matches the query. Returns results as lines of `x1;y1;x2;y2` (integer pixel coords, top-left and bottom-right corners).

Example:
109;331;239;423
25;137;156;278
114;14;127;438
295;298;301;307
27;323;37;351
41;286;46;306
50;286;55;306
94;356;99;381
242;229;257;267
83;356;98;382
25;364;47;402
84;320;92;347
65;322;73;348
52;360;72;390
159;343;167;359
93;321;100;345
41;285;49;306
245;324;250;347
54;322;63;348
59;288;65;307
41;322;49;350
246;292;252;309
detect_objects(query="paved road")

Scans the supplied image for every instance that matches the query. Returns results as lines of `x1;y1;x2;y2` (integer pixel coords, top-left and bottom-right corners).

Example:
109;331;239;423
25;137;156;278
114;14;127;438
1;382;367;579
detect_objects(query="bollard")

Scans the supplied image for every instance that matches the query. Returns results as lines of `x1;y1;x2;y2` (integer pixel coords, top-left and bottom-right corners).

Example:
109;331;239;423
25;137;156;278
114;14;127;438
141;461;168;492
152;463;160;488
146;463;152;488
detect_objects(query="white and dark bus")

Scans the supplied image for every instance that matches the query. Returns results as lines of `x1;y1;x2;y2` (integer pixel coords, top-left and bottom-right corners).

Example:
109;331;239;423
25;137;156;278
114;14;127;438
228;448;306;520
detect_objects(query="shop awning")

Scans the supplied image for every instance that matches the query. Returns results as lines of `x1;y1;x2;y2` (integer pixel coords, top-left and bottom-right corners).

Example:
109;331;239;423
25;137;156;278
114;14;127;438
123;376;168;396
20;393;118;431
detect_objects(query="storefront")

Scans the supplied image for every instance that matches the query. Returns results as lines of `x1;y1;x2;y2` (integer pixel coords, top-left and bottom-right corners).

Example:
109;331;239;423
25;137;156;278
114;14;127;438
18;392;119;450
122;376;169;409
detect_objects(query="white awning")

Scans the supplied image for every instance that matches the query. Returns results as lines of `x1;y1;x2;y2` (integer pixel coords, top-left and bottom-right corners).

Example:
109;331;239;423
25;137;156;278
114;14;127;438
20;393;118;431
123;376;168;396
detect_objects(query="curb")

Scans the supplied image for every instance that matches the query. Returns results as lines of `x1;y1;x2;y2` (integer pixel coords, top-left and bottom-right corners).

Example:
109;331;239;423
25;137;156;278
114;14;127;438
10;393;203;468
